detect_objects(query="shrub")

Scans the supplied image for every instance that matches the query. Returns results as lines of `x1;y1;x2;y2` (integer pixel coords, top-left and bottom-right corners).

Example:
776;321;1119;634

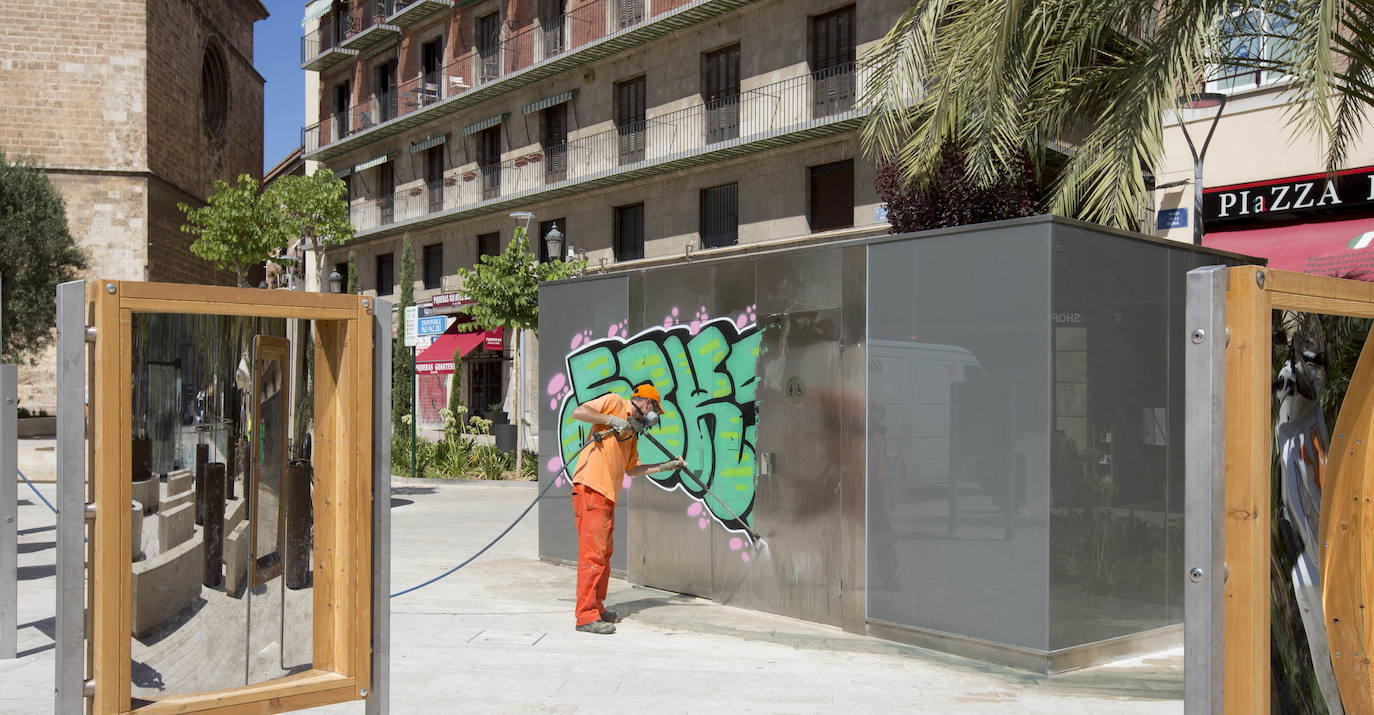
473;445;513;480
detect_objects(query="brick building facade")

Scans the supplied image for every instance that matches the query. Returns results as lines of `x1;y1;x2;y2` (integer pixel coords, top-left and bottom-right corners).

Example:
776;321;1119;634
0;0;268;411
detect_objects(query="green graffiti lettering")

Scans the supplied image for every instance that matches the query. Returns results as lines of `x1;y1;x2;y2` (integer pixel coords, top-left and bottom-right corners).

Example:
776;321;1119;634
558;318;761;533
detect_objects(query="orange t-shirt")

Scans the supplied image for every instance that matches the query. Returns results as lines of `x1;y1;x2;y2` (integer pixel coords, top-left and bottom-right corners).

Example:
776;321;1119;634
571;393;640;503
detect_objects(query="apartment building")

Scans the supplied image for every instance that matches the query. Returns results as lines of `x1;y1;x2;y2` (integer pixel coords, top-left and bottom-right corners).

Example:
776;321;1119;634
300;0;904;428
0;0;268;411
1153;4;1374;274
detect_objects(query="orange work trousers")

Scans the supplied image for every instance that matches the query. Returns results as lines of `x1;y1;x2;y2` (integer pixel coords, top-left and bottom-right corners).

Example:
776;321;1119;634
571;483;615;626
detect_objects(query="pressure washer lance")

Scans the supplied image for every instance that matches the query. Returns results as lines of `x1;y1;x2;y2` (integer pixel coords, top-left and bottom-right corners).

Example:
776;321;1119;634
616;415;766;546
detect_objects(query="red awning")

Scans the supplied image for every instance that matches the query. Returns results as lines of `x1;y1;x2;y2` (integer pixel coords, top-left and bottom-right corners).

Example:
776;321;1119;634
1204;217;1374;280
415;323;503;374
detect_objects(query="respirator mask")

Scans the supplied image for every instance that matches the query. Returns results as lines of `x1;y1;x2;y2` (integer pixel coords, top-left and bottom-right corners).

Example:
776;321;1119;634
629;408;659;434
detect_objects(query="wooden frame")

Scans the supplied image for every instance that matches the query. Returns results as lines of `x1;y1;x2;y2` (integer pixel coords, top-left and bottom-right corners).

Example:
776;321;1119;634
250;335;290;588
1225;266;1374;713
89;281;375;714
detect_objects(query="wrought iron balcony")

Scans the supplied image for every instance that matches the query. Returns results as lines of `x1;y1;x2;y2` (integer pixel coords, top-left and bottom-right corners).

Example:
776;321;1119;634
346;63;863;237
388;0;453;28
301;17;359;72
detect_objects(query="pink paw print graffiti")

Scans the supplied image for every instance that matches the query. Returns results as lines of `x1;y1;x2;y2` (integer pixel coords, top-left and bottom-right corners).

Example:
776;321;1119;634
569;329;595;351
685;502;753;562
548;456;567;487
607;319;629;339
546;373;574;412
661;307;680;329
688;307;710;335
736;305;757;330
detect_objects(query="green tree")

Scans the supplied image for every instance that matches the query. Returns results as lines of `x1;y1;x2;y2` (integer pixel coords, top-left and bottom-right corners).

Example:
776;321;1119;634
268;168;354;285
179;174;286;286
0;155;87;364
446;349;464;441
392;235;414;428
453;227;581;334
859;0;1374;230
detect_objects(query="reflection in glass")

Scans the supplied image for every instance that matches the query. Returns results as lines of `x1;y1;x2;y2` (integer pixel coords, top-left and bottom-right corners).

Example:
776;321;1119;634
128;314;313;704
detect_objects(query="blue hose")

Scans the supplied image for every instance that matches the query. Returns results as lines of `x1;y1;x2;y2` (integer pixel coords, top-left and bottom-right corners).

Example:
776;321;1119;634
17;469;58;514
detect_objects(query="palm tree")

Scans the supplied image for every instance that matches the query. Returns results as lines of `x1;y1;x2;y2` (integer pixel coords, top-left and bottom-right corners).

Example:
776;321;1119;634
859;0;1374;230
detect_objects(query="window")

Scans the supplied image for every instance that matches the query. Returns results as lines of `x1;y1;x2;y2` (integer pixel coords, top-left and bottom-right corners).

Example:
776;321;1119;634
421;36;444;104
700;183;738;248
616;0;643;28
332;81;351;137
809;160;854;232
538;218;564;263
201;40;229;139
378;162;394;225
470;360;504;416
1208;4;1296;92
477;232;501;261
425;146;444;212
614;204;645;261
342;173;351;205
375;252;394;296
543;0;565;58
478;126;501;200
375;59;398;122
703;44;741;144
543;103;568;183
615;76;646;165
423;243;443;289
333;261;349;291
810;6;856;118
477;13;500;84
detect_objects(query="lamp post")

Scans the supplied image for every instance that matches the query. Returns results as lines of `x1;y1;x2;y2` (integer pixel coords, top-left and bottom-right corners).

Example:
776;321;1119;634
328;268;343;294
1176;92;1227;246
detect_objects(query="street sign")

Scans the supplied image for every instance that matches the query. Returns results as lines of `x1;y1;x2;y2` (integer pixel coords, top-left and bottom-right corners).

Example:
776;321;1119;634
417;316;447;336
404;305;418;347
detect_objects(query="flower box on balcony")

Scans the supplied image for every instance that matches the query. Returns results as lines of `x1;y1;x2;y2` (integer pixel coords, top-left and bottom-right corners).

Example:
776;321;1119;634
514;157;528;167
409;187;422;196
443;177;457;187
375;198;389;206
527;152;543;162
463;171;476;182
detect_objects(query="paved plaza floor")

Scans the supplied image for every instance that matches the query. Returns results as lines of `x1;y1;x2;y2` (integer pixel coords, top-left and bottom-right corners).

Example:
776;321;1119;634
0;475;1184;714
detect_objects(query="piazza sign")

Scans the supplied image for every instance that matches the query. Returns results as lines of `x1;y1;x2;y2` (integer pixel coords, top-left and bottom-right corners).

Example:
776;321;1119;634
1203;166;1374;223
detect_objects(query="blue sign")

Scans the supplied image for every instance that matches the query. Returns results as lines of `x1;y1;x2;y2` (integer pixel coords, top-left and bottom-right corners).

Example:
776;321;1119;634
875;204;889;223
1157;208;1188;230
417;316;448;336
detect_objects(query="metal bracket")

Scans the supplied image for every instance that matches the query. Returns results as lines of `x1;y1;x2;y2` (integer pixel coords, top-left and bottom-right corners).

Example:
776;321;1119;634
82;503;96;521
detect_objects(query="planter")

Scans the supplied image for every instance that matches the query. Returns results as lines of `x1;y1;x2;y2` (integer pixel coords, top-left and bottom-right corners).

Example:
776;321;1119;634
285;460;314;590
132;437;152;481
408;187;422;196
527;152;543;162
462;171;476;182
375;198;390;206
17;416;55;437
443;177;457;186
493;423;516;455
514;157;528;167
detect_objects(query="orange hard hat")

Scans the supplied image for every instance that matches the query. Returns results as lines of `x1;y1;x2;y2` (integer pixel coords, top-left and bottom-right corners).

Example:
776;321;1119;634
632;383;662;410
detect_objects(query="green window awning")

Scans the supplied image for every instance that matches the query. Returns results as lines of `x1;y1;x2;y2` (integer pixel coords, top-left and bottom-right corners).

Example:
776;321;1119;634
522;90;576;115
461;113;507;136
353;153;391;172
332;167;351;178
409;134;448;154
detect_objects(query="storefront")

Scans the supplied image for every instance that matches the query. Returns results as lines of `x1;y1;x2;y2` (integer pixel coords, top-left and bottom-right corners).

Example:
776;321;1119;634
414;292;505;428
1201;165;1374;278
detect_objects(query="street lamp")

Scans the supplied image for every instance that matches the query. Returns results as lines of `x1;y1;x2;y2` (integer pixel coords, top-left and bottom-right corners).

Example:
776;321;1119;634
1176;92;1227;246
328;268;343;294
543;222;564;262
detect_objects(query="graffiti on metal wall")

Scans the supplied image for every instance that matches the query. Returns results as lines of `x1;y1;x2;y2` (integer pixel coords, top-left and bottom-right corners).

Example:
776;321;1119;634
547;308;761;545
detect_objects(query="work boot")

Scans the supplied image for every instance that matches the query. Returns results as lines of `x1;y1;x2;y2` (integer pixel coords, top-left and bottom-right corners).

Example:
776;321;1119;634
576;620;616;635
600;610;621;623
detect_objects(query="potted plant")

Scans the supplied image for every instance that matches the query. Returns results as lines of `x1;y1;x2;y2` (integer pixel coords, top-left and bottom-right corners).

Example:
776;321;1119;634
514;157;528;168
409;187;422;196
527;152;543;162
443;176;457;186
462;171;476;182
486;402;508;425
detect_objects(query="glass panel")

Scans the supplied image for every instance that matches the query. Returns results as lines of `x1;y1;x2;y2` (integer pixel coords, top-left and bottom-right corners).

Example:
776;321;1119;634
867;230;1052;650
128;314;313;704
1270;311;1367;713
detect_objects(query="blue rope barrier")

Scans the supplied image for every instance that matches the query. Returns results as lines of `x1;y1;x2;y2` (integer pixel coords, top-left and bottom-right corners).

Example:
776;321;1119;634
16;469;58;514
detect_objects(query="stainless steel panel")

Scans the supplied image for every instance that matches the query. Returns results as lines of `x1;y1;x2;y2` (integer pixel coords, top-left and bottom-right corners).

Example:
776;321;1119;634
839;245;866;634
1184;266;1226;714
55;280;85;714
713;309;843;625
0;364;15;659
368;301;392;715
633;262;756;597
537;276;630;569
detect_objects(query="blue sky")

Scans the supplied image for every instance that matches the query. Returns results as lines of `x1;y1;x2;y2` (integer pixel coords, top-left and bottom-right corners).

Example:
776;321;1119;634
256;1;309;172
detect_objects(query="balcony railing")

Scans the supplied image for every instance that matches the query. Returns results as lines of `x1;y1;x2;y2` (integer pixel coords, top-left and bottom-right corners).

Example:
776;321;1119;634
304;0;716;155
346;63;861;234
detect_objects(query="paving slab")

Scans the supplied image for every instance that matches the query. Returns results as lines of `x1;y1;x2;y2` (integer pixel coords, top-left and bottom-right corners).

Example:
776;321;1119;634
0;478;1185;714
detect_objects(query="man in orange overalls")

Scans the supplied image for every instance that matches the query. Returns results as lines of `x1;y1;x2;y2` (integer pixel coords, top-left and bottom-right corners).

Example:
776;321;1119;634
568;383;684;634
